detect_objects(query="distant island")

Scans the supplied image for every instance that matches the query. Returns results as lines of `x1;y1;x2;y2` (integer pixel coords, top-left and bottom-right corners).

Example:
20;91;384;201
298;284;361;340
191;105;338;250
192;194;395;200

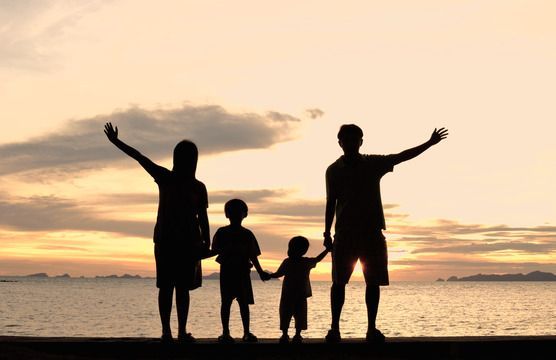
18;272;276;280
22;273;153;279
443;271;556;282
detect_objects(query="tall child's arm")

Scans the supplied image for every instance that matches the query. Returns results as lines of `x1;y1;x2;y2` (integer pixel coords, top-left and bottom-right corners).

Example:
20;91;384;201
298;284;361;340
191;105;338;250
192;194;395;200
104;122;165;178
251;256;270;281
389;128;449;166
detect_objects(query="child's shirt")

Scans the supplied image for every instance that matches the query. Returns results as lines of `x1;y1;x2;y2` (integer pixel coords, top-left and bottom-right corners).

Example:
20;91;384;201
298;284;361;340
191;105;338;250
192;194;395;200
275;257;318;299
212;225;261;270
152;168;208;247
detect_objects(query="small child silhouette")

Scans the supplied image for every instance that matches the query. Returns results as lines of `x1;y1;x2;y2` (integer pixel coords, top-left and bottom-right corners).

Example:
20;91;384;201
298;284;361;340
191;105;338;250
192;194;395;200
267;236;329;343
211;199;270;343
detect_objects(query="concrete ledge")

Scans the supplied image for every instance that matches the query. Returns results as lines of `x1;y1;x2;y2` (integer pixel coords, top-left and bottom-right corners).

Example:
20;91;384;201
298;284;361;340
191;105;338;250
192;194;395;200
1;336;555;359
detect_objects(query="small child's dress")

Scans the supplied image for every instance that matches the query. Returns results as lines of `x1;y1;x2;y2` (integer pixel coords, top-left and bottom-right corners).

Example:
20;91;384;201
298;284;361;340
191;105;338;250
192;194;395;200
275;257;319;330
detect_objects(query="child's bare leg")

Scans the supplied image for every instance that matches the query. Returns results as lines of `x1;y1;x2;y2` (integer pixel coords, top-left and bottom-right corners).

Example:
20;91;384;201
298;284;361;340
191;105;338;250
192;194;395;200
238;300;250;335
175;287;190;336
158;287;174;336
221;297;233;335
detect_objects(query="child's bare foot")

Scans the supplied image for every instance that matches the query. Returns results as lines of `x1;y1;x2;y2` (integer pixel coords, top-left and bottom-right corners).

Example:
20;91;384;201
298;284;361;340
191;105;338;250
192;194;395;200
279;334;289;344
218;333;235;343
292;334;303;343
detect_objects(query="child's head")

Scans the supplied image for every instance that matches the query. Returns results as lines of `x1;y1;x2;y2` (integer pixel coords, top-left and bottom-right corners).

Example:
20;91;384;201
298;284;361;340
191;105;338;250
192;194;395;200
337;124;363;155
287;236;310;258
224;199;248;224
173;140;198;177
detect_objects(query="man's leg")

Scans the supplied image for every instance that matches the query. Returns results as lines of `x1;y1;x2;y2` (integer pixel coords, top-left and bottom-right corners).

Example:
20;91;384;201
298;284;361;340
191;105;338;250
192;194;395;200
330;282;346;330
158;286;174;337
365;284;380;331
175;286;190;336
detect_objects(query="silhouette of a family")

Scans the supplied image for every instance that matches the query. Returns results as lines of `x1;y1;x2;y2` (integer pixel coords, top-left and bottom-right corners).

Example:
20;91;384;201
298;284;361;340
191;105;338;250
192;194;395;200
104;122;448;344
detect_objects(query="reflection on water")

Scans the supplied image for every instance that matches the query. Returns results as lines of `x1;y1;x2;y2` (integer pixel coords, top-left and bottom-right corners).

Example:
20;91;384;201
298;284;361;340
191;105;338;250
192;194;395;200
1;278;554;338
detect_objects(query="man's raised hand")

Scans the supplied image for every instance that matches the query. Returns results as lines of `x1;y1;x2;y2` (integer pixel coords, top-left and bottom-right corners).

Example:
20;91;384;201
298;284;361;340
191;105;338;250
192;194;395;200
429;127;449;145
104;122;118;142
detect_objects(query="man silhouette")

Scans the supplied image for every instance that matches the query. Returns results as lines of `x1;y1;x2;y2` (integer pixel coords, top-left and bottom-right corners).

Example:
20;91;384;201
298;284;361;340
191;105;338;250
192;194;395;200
323;125;448;343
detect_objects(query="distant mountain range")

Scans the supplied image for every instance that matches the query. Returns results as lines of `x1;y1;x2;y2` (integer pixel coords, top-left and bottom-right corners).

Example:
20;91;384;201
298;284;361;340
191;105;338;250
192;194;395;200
20;272;276;280
22;273;154;279
437;271;556;282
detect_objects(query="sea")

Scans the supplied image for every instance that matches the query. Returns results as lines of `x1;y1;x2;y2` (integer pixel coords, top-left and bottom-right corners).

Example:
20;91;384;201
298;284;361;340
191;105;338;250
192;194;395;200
1;277;554;339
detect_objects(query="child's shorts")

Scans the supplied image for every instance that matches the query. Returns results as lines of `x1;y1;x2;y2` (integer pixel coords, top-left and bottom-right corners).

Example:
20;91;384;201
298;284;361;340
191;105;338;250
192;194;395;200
279;297;308;330
219;266;255;304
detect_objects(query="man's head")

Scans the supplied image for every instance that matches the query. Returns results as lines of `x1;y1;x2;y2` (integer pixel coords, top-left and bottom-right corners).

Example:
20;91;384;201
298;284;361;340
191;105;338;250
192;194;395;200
337;124;363;155
287;236;310;258
224;198;248;224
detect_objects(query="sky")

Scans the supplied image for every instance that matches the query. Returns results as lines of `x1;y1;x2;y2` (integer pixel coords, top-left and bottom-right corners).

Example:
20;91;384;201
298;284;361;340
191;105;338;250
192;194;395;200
0;0;555;281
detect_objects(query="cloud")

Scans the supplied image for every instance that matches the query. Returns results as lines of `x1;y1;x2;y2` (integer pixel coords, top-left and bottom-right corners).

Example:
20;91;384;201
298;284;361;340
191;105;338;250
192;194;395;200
0;104;301;179
35;245;90;252
305;108;324;119
0;194;153;238
0;1;105;71
411;241;556;255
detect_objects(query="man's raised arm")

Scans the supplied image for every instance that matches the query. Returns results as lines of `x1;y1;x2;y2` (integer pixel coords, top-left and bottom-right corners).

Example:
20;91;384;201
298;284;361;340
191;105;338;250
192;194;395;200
390;127;448;166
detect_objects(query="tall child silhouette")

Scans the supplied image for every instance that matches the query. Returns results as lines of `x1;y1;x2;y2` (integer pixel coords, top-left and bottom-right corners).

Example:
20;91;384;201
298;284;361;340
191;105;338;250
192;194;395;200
324;125;448;343
211;199;270;343
104;122;210;343
267;236;329;343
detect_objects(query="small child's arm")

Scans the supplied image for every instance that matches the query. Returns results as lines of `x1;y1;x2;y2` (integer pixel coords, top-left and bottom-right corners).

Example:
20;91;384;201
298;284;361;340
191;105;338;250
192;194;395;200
313;247;330;264
103;122;165;178
267;260;287;279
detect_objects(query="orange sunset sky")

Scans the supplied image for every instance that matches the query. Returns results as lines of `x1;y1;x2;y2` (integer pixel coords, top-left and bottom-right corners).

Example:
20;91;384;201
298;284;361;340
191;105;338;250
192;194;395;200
1;0;555;280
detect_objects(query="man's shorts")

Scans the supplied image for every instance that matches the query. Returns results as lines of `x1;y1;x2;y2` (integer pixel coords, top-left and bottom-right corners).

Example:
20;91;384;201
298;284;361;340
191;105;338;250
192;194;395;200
332;230;389;286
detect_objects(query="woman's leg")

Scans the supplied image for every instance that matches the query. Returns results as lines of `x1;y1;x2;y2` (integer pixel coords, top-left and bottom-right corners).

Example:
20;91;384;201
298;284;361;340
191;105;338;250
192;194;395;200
175;286;190;336
158;286;174;336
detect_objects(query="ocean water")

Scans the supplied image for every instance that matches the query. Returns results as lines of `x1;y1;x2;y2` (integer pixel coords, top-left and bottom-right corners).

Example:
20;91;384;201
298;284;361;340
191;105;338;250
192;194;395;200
0;278;554;339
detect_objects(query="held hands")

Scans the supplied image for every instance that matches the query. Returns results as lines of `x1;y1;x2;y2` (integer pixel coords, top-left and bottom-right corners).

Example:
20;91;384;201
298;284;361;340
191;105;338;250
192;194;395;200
259;270;271;282
104;122;118;143
428;127;449;145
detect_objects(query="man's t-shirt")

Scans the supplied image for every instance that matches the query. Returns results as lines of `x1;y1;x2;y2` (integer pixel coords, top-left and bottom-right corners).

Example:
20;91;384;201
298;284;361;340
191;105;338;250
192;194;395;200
275;257;318;299
212;226;261;270
326;154;395;234
152;169;208;246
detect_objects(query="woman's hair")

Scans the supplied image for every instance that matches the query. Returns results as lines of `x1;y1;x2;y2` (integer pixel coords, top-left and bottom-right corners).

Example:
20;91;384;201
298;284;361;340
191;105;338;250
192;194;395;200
173;140;198;178
288;236;310;257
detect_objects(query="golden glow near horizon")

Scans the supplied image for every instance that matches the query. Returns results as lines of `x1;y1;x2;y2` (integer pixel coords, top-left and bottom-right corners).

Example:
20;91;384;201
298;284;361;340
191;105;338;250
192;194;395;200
1;1;555;280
